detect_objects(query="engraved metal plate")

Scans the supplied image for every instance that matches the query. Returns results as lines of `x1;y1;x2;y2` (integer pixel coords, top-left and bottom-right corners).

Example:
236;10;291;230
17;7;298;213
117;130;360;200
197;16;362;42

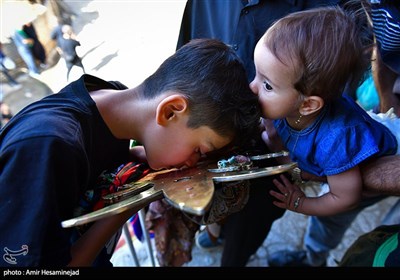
102;181;154;204
61;187;163;228
212;162;297;182
61;159;297;228
62;163;216;228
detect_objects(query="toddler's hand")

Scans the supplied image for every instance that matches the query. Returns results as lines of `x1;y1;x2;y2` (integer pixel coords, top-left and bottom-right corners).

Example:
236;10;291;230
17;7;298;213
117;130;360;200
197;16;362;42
270;174;305;212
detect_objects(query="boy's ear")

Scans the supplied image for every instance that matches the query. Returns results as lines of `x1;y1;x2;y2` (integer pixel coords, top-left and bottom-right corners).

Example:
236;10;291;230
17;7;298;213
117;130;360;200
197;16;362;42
156;94;188;125
299;95;324;116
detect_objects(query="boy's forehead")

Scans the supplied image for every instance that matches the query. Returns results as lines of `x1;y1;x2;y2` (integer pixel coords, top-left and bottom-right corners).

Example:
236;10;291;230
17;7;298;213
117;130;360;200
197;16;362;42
198;126;233;152
211;130;233;148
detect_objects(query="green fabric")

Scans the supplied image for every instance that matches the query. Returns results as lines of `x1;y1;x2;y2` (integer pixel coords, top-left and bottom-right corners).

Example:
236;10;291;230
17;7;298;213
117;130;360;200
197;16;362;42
373;233;399;267
16;29;33;47
16;29;28;39
339;225;400;267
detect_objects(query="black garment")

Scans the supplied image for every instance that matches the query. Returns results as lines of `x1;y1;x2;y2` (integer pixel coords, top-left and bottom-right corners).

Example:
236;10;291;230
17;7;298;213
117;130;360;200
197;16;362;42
177;0;342;82
58;36;80;62
0;75;129;266
339;224;400;267
177;0;343;266
221;175;285;266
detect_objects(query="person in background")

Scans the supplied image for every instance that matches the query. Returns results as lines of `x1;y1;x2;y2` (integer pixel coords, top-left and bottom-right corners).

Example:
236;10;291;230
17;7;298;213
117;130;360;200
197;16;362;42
12;22;45;78
0;38;260;266
22;22;47;70
1;102;13;129
369;1;400;117
339;0;400;267
52;24;86;81
0;42;20;88
50;19;65;49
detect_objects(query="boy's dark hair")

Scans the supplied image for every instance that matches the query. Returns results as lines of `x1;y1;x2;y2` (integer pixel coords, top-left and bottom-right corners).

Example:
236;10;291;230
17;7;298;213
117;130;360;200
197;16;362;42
142;38;261;146
264;4;373;103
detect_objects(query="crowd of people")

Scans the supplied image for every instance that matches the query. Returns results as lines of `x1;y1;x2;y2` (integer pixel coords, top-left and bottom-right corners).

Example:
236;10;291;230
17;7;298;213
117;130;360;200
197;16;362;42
1;2;85;129
1;0;400;269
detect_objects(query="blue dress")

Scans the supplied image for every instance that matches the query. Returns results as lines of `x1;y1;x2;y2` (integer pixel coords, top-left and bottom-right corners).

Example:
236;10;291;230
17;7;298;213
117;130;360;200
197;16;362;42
274;95;398;176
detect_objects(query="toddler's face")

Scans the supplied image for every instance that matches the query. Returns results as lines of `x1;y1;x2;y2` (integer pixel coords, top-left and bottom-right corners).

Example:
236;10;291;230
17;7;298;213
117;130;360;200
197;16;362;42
250;37;302;120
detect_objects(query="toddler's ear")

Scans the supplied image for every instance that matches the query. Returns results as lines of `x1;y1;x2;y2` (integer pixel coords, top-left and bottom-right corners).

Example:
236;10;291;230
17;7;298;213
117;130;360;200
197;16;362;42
300;95;324;116
156;94;188;125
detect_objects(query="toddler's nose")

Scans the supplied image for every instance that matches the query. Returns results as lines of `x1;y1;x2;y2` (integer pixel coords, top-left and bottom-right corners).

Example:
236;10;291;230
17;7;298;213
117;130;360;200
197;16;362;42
249;80;258;95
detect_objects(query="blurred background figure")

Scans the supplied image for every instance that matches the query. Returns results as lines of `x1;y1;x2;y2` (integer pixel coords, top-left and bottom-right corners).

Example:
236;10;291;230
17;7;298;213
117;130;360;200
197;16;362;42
0;42;20;88
1;102;13;129
51;24;85;81
22;22;47;70
12;22;46;78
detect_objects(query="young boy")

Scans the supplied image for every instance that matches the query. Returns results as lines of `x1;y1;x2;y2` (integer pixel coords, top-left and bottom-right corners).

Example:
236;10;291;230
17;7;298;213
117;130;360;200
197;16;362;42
0;38;260;267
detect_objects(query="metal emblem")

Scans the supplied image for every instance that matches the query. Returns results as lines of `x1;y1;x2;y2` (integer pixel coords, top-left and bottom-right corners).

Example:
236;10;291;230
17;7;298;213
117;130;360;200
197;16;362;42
61;151;295;228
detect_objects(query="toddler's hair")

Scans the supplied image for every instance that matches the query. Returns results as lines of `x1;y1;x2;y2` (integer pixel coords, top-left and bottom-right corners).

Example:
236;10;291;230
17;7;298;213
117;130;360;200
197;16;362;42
263;4;373;102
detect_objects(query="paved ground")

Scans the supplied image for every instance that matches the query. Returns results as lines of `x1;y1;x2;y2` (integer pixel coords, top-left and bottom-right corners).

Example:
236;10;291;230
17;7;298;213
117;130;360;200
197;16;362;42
2;0;187;112
2;0;399;269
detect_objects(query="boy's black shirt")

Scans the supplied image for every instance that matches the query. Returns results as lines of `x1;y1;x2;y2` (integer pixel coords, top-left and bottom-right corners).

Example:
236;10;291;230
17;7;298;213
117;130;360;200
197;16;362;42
0;75;130;266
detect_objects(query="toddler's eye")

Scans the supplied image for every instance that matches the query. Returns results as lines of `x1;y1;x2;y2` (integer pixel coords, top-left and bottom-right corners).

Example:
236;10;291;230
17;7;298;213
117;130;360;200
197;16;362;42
263;81;273;91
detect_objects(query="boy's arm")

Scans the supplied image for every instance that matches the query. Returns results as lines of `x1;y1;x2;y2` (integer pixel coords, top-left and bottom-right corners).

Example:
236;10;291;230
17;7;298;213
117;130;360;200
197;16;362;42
68;145;150;267
270;166;363;216
68;206;140;267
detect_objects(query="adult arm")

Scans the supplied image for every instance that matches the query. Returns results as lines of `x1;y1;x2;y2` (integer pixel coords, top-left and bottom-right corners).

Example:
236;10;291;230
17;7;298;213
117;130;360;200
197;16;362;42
361;155;400;196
